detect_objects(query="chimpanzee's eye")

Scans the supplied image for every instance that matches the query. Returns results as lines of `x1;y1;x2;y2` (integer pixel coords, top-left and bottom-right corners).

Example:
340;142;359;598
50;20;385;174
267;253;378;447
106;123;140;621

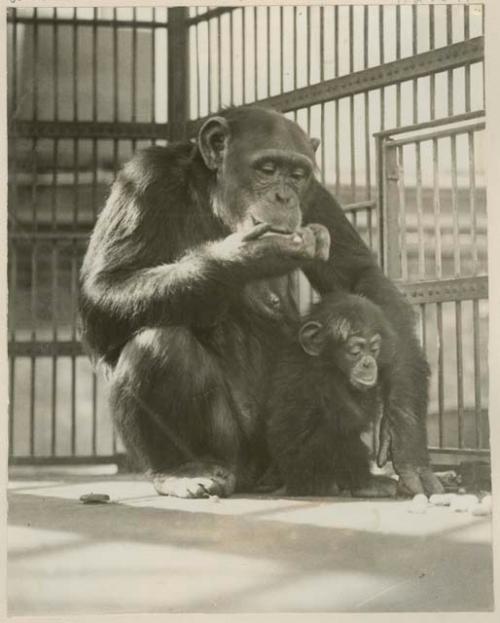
260;162;276;175
348;346;362;357
291;168;306;182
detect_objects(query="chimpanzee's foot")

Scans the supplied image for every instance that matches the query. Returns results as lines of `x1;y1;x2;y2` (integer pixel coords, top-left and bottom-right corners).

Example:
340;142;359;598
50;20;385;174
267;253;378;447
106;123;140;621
151;462;236;498
351;475;398;498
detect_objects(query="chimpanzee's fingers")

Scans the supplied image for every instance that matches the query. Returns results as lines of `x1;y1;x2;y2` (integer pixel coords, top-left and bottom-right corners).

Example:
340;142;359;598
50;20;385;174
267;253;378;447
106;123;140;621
377;437;391;468
377;417;392;468
420;468;445;495
307;223;331;261
242;222;274;241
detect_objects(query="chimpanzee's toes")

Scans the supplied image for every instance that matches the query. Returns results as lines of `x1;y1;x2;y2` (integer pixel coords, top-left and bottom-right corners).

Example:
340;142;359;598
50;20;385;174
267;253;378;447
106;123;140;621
396;466;445;497
150;462;237;498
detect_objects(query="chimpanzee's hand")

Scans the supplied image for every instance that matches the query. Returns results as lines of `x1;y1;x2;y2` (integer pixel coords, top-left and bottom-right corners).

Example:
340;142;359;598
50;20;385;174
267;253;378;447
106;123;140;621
377;416;444;497
240;222;331;261
212;222;330;280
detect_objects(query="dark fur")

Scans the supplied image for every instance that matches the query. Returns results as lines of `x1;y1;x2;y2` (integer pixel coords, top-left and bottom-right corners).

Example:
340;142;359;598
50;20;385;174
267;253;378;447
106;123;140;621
266;293;395;496
79;105;436;496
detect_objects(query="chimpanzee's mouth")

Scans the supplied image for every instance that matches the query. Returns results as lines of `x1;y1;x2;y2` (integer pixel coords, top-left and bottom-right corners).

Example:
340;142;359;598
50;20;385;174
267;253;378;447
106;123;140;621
250;216;293;236
352;375;378;390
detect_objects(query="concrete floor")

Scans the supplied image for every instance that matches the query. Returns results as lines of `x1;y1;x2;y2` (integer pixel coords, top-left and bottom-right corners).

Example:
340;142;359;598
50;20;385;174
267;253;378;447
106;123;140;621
8;467;494;615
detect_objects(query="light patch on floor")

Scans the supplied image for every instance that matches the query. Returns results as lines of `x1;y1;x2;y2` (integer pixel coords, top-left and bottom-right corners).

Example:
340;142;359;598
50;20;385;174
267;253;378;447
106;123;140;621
8;469;494;615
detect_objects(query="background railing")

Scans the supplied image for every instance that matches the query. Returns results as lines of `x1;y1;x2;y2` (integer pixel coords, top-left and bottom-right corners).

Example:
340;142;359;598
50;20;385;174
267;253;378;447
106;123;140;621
7;5;487;466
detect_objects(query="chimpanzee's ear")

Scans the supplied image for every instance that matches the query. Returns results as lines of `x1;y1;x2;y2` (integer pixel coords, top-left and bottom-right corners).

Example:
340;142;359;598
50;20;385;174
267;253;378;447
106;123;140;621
310;137;321;153
299;321;324;357
198;116;230;171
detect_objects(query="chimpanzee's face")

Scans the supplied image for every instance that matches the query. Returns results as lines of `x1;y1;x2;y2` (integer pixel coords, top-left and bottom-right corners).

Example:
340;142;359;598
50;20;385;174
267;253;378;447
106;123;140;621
198;108;319;232
335;331;382;391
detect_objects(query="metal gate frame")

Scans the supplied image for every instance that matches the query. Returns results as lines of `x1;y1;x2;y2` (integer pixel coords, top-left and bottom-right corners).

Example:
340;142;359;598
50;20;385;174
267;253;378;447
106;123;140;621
376;111;488;463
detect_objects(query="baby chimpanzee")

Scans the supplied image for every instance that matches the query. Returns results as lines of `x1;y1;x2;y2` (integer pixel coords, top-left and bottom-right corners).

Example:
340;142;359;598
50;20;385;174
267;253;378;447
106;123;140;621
266;292;398;497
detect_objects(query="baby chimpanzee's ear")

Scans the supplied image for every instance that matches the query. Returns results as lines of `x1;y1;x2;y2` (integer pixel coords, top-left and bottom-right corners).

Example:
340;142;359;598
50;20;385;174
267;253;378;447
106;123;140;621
299;321;324;357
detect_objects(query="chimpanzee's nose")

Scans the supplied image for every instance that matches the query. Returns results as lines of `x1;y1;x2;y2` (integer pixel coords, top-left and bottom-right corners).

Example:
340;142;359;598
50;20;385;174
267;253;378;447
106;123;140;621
275;190;292;205
362;357;373;368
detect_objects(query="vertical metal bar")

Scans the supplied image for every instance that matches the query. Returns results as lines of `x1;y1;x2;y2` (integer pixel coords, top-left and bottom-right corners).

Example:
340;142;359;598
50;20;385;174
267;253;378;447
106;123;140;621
33;8;39;123
194;24;200;118
30;244;37;456
333;7;340;196
91;8;98;456
279;7;284;95
396;5;401;127
473;300;482;447
420;304;427;353
9;245;17;455
9;10;19;456
437;302;444;447
455;301;464;448
464;7;471;112
217;15;222;109
379;6;385;130
71;7;79;456
254;7;258;102
306;6;311;86
349;6;355;202
412;5;418;123
398;146;408;280
415;143;425;277
30;8;40;456
151;8;156;130
383;141;401;280
429;4;435;121
376;136;384;267
208;18;213;112
113;9;118;175
230;10;234;105
167;8;190;140
131;8;137;149
468;132;478;274
50;8;59;457
293;6;297;91
447;6;453;118
367;208;373;249
242;8;246;103
364;6;371;199
433;140;442;279
319;8;325;184
266;6;271;97
451;138;460;275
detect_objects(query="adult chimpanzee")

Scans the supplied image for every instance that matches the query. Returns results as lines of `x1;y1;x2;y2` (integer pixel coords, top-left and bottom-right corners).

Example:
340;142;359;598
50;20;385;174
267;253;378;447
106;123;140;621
79;105;442;498
266;292;399;497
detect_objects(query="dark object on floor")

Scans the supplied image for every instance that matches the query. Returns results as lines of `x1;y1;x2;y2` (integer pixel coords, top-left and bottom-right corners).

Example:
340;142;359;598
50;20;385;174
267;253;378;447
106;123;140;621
80;493;111;504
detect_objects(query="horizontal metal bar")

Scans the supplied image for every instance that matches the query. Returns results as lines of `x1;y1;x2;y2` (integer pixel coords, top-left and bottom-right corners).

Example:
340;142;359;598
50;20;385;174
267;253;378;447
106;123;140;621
7;16;169;30
387;122;485;147
429;447;489;456
374;110;485;139
9;230;90;241
343;200;377;213
186;37;484;135
9;341;84;358
397;276;488;304
186;7;236;26
10;120;170;140
9;455;125;466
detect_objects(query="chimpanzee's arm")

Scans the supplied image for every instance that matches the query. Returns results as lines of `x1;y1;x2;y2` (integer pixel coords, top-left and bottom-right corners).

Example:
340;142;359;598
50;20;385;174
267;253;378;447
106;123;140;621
302;181;443;495
80;147;327;363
